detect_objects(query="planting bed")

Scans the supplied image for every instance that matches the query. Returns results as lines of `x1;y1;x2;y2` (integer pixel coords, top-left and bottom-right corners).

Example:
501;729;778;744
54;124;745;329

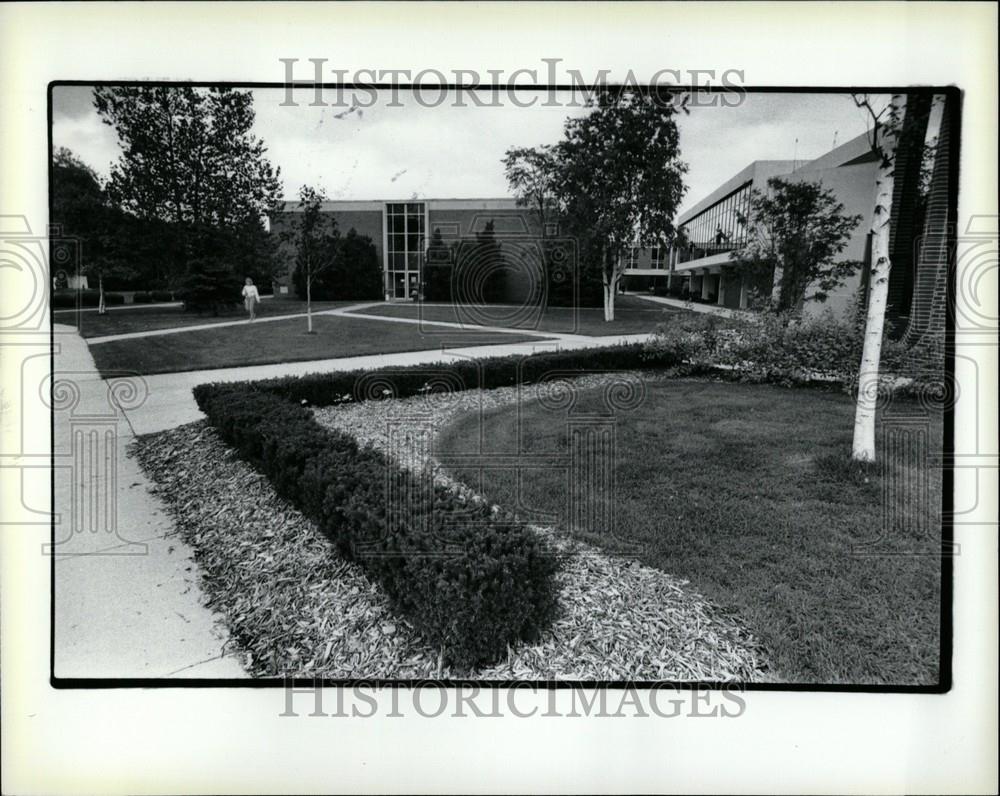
136;371;767;679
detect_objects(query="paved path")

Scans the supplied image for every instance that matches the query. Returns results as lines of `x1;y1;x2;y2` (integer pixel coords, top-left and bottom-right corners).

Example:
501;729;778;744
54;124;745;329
52;329;248;678
103;330;653;435
336;308;585;342
627;292;748;318
51;313;652;677
85;301;381;344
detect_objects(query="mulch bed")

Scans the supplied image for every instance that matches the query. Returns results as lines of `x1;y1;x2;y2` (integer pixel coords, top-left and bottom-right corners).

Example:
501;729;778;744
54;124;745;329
135;372;769;680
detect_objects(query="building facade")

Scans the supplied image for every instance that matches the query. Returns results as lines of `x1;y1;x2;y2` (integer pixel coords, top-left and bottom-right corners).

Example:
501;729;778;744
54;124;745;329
624;132;882;319
269;198;541;301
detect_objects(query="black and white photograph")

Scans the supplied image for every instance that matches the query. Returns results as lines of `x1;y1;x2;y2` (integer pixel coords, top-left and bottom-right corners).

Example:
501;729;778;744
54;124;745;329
46;82;955;687
2;2;996;794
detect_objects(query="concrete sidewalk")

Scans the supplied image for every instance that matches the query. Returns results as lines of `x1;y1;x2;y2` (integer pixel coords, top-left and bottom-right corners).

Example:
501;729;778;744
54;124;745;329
85;301;381;344
111;331;653;435
51;322;651;677
52;329;248;678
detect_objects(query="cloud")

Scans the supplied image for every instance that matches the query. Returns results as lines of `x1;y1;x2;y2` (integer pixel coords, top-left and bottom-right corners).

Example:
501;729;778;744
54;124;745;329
49;87;881;214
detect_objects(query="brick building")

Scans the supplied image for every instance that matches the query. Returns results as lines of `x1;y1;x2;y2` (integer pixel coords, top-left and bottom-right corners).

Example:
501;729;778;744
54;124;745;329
269;198;542;301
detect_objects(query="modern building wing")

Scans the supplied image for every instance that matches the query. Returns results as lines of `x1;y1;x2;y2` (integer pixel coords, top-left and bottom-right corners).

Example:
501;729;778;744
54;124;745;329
625;132;881;317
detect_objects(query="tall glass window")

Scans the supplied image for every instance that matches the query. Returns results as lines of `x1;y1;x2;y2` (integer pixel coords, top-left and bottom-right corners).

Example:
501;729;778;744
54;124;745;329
679;180;753;259
385;202;425;299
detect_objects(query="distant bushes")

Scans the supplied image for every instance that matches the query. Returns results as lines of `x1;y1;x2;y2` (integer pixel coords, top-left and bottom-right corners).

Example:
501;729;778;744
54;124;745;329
193;384;561;669
293;228;383;301
51;289;126;309
132;290;177;304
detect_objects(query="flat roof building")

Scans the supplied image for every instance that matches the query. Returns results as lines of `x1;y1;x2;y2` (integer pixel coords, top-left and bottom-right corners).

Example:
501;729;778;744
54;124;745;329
624;132;881;318
270;197;541;301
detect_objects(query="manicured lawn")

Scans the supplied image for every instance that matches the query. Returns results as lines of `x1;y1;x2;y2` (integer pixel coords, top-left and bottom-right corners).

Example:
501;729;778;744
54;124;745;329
65;298;362;339
348;295;685;336
88;314;551;376
436;378;944;685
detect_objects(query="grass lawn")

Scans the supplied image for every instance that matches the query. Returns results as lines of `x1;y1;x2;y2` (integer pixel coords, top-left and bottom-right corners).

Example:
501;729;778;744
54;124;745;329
88;314;551;376
348;295;685;336
65;298;362;339
436;378;944;685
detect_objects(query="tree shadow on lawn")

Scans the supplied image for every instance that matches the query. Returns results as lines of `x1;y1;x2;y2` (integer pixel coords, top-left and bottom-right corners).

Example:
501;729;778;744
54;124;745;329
435;377;944;686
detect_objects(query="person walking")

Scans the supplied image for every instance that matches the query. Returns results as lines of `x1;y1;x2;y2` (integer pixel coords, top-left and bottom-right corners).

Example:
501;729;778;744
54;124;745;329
241;277;261;321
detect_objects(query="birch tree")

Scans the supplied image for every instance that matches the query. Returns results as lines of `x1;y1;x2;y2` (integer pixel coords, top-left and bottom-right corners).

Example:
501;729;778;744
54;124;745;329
851;94;906;461
551;89;688;321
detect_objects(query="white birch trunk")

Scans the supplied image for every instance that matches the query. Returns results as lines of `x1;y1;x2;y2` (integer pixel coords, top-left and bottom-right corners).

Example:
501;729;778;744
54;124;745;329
98;274;106;315
852;95;906;462
603;281;615;322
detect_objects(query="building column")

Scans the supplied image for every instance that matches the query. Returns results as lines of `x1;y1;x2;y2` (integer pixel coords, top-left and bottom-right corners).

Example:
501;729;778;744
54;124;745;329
700;272;712;301
717;272;726;306
739;272;749;309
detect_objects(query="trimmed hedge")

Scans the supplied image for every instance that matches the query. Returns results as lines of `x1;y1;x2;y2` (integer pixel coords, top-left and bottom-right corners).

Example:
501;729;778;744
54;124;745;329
198;343;680;408
51;290;126;309
193;384;562;669
133;290;177;304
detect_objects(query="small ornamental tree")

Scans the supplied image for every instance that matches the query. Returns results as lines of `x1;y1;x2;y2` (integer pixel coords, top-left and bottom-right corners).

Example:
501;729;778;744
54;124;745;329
551;89;688;321
730;177;862;312
284;185;338;332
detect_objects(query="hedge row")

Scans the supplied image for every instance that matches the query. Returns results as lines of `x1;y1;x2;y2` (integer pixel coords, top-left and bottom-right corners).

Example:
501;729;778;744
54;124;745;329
193;384;562;669
197;343;681;408
133;290;178;304
51;290;126;309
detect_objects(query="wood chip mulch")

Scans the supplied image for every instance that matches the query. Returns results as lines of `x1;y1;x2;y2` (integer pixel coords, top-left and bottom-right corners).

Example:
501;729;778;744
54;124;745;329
134;372;768;680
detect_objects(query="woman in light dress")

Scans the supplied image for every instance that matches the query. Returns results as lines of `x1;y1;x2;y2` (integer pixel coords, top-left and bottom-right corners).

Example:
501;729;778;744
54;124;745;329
241;277;261;321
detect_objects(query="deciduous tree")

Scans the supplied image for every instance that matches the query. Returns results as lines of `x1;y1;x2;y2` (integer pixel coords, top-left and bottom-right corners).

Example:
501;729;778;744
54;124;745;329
284;186;338;333
851;94;906;462
502;145;559;234
550;89;688;320
50;148;136;313
93;86;281;283
731;177;862;312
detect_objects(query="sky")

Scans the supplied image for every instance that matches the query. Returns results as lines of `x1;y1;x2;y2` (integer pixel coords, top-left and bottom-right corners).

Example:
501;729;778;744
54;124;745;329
52;87;886;217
